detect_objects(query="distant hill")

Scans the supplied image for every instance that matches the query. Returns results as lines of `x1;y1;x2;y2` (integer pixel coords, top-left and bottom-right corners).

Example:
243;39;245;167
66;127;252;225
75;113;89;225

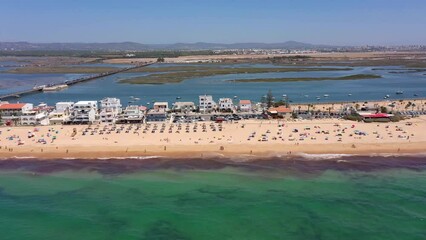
0;41;336;51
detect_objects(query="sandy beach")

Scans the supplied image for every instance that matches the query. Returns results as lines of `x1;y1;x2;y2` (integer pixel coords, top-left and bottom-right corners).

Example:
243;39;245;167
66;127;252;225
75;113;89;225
0;116;425;159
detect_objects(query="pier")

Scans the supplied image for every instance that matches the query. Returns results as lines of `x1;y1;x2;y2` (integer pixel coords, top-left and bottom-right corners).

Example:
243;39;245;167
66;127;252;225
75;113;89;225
0;63;153;101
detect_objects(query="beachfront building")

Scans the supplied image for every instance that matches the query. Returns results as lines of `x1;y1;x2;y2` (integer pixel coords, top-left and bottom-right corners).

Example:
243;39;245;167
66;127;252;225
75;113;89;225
238;100;252;112
146;109;168;122
358;112;393;123
218;98;234;112
20;103;52;126
199;95;217;113
153;102;169;112
117;105;144;123
267;106;293;119
0;103;34;126
69;101;98;124
49;102;74;125
100;98;122;123
172;102;196;112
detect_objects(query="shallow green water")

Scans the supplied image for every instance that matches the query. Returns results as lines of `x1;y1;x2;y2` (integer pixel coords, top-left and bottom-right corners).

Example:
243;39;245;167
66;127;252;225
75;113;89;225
0;167;425;240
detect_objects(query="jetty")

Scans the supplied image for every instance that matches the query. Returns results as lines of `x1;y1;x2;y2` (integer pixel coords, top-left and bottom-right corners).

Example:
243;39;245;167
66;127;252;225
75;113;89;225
0;63;153;101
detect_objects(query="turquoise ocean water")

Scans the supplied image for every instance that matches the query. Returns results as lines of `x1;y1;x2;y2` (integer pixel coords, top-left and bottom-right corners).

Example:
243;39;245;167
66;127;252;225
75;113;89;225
0;156;425;240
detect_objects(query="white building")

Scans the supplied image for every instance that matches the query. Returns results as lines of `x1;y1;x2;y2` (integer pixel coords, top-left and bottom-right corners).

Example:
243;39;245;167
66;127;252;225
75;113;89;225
20;110;50;126
218;98;234;111
55;102;74;113
172;102;195;112
0;103;33;126
70;101;98;124
49;102;74;125
153;102;169;111
199;95;216;112
239;100;252;112
118;105;144;123
100;98;122;123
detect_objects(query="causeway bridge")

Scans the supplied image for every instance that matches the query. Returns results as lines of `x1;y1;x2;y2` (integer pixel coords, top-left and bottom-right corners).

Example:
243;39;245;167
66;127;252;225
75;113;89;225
0;63;153;101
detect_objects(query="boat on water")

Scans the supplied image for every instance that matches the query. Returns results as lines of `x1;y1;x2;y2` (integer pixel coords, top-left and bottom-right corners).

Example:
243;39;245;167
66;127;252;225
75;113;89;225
324;94;329;97
33;85;46;91
396;91;403;95
134;98;140;101
414;94;418;97
42;84;68;92
348;93;352;96
176;96;181;100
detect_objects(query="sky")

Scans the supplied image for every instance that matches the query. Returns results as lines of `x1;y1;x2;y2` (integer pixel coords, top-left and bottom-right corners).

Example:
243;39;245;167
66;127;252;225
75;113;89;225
0;0;425;45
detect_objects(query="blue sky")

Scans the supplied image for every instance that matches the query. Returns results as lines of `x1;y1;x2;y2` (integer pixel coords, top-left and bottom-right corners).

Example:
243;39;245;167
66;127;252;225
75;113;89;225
1;0;425;45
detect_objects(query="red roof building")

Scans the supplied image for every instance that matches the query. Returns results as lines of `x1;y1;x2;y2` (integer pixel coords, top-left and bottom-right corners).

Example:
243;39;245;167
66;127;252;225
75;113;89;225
239;100;251;105
267;106;293;119
0;103;27;110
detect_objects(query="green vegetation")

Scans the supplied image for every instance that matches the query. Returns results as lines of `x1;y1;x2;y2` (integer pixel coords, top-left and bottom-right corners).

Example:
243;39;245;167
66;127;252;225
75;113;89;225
121;67;353;84
128;65;218;73
390;113;406;122
6;66;118;74
232;74;382;83
344;113;363;122
372;68;426;73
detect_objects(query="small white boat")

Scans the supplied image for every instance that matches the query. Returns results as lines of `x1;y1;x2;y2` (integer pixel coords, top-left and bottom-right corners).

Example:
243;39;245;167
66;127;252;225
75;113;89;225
43;84;68;92
33;85;46;91
348;93;352;96
324;94;329;97
396;91;403;95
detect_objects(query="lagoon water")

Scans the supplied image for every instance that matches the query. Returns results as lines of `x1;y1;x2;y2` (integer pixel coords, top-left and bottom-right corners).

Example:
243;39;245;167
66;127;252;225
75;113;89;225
0;156;425;240
1;64;425;105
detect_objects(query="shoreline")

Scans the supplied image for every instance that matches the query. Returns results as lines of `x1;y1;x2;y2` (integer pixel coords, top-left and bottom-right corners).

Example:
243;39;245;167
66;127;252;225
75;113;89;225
1;142;425;160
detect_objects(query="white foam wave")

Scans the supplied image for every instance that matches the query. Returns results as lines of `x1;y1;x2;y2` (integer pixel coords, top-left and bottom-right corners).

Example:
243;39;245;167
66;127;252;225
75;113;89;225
296;153;355;160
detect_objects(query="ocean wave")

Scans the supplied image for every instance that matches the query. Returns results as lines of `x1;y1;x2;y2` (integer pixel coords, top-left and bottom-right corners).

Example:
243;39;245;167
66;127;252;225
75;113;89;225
294;152;426;161
292;153;355;160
